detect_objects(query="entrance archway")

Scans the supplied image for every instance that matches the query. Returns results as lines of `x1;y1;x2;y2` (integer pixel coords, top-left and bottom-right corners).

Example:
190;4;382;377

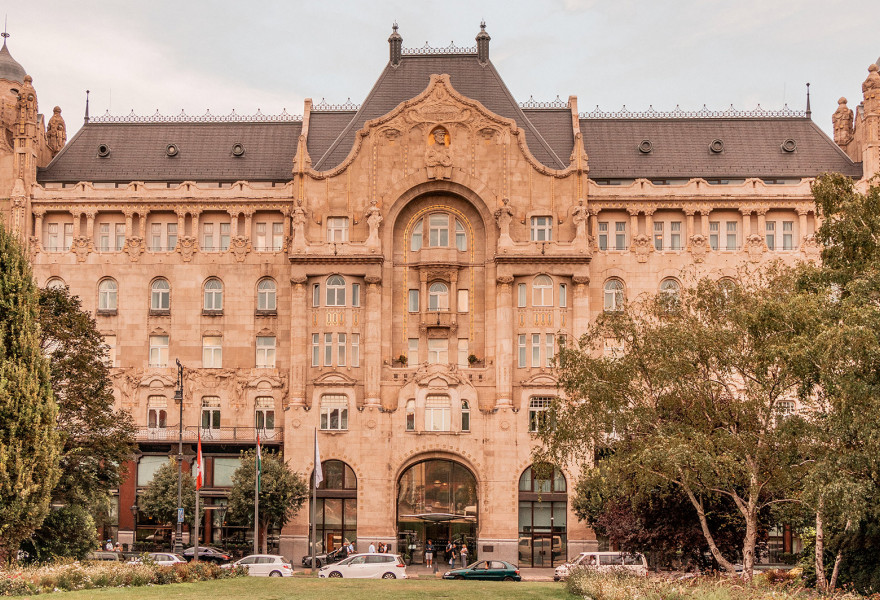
397;459;478;565
310;460;357;554
518;465;567;567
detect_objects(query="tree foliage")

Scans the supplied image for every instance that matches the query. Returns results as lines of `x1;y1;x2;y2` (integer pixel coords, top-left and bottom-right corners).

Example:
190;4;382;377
538;264;821;579
37;285;136;509
0;224;60;561
20;505;97;562
139;458;199;527
227;450;307;554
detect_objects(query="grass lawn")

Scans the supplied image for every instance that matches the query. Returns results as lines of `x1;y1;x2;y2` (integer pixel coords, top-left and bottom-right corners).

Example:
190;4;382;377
59;577;575;600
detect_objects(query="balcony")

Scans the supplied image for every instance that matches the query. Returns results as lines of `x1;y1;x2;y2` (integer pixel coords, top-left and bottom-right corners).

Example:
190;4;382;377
136;426;283;444
421;310;457;331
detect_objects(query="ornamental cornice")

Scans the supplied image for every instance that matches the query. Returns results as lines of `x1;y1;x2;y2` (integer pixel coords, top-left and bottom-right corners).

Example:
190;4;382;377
587;200;815;212
30;180;295;201
29;201;295;214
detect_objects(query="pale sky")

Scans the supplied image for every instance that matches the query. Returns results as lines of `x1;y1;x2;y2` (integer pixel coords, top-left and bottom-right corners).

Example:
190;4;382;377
9;0;879;139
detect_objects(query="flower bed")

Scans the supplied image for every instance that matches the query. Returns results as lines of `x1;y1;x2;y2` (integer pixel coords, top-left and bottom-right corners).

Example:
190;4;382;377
0;559;247;595
565;568;880;600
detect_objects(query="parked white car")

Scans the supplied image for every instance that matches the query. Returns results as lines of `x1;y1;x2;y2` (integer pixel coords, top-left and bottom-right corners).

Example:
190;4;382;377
224;554;294;577
319;553;407;579
554;551;648;581
127;552;187;566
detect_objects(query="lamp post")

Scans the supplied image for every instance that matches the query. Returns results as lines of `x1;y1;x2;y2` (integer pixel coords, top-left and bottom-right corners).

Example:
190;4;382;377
174;359;184;554
216;505;228;552
130;502;139;553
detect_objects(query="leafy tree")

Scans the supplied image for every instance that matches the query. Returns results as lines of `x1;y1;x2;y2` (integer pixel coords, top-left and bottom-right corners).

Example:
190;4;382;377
227;450;307;554
0;223;61;562
140;458;199;528
37;285;136;510
537;265;821;580
20;505;96;562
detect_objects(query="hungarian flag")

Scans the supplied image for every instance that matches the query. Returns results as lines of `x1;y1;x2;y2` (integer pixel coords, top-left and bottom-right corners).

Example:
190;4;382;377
196;431;204;490
256;433;262;494
314;429;323;487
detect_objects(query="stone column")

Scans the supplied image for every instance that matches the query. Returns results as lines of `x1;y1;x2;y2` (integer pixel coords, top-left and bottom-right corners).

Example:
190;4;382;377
572;275;591;341
419;270;428;316
34;210;44;246
700;209;710;238
589;208;599;250
740;208;752;239
191;209;201;239
495;275;514;408
228;210;240;236
138;209;149;238
243;209;254;240
797;208;810;246
756;209;768;247
449;269;458;313
71;210;82;237
124;210;134;239
364;276;382;407
628;208;639;240
288;276;308;406
684;210;695;250
85;210;96;239
644;209;655;250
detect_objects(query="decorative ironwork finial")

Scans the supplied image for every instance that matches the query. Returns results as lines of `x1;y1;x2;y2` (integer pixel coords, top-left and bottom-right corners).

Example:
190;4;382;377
2;15;9;45
480;20;486;31
392;21;398;33
84;90;90;124
805;82;811;119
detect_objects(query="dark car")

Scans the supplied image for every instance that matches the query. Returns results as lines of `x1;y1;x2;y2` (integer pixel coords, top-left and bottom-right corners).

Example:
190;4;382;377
301;545;348;568
182;546;231;564
443;560;521;581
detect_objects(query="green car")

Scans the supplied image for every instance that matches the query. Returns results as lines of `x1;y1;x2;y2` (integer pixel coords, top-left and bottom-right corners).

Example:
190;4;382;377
443;560;522;581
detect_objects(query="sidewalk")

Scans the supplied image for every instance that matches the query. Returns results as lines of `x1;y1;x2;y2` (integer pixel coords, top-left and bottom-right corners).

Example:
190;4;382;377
405;563;558;582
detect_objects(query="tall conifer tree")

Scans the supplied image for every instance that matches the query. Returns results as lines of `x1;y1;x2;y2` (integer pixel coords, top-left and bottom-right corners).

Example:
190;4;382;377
0;224;60;561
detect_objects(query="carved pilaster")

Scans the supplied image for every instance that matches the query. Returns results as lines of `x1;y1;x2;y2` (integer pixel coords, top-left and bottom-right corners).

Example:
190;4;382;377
364;275;382;407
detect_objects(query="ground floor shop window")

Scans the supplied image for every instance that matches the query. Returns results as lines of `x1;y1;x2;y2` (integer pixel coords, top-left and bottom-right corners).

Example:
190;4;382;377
518;465;567;567
310;460;357;554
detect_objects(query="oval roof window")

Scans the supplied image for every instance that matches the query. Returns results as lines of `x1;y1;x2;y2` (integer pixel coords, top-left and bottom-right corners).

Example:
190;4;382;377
638;140;653;154
781;139;797;153
709;139;724;153
166;144;179;157
232;142;245;157
97;144;111;158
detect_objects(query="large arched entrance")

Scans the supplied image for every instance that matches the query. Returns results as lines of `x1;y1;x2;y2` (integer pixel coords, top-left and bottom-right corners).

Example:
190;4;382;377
518;465;567;567
310;460;357;554
397;459;478;565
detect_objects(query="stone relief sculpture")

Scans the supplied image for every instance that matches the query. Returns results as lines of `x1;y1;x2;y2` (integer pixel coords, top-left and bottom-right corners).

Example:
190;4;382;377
46;106;67;155
17;75;38;128
832;98;854;146
862;63;880;95
364;199;383;248
124;237;144;262
801;233;821;261
745;233;766;263
178;236;197;262
425;126;452;179
631;234;652;263
689;234;708;263
494;198;514;247
572;199;588;242
291;201;307;251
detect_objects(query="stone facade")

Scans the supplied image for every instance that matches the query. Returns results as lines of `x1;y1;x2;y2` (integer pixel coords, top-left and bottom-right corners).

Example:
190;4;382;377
1;27;877;566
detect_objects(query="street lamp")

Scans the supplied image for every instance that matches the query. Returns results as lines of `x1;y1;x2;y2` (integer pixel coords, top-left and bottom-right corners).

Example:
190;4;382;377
174;359;184;554
130;502;139;553
216;505;228;552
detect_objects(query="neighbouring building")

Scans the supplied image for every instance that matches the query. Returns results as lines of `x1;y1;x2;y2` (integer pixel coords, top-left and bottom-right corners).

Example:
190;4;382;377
1;25;877;566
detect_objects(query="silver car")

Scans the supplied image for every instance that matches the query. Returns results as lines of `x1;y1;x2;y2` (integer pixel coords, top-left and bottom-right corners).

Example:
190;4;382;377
319;553;408;579
224;554;294;577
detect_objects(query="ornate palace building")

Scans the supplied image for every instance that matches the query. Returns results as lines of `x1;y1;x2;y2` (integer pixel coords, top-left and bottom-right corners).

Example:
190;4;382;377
1;25;878;565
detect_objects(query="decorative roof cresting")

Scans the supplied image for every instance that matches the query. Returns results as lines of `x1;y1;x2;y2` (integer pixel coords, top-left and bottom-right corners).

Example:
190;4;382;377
88;108;303;123
579;103;807;119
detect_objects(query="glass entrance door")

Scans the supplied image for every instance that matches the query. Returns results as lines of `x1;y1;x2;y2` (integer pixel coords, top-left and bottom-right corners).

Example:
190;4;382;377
532;534;552;567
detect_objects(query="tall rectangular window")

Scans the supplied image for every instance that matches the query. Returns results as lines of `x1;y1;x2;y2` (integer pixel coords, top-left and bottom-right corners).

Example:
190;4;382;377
337;333;346;367
166;223;177;250
351;334;360;367
425;395;451;432
531;333;541;367
220;223;231;251
559;284;567;308
202;336;222;368
313;284;320;307
408;338;419;364
546;333;555;367
782;221;794;250
428;214;449;247
272;222;284;250
726;221;737;250
615;222;627;250
327;217;349;242
709;221;719;250
256;336;276;368
324;333;333;367
47;223;59;251
255;397;275;431
312;334;320;367
149;335;169;368
351;284;360;307
201;397;221;432
766;221;776;250
670;221;681;250
518;334;527;368
99;223;111;252
203;223;215;251
151;223;162;250
457;289;469;313
427;338;447;364
517;283;527;308
598;222;608;250
408;289;420;313
653;221;664;251
530;216;552;241
458;338;469;367
255;222;267;250
63;223;73;251
115;223;126;251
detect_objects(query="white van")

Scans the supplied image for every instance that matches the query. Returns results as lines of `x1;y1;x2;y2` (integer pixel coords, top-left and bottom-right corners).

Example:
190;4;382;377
554;551;648;580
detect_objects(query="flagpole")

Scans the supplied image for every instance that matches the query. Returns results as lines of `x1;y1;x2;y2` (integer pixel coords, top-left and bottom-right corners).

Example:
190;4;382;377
310;428;317;573
194;432;201;562
254;433;260;555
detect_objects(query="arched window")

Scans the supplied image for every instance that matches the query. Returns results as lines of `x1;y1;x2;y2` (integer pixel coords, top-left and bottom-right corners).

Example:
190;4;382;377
405;399;415;431
455;219;467;251
257;278;277;311
603;279;624;311
203;278;223;311
312;460;357;555
425;394;451;431
320;394;348;431
147;396;167;437
461;400;470;432
428;282;449;311
659;278;680;310
532;275;553;307
326;275;346;306
98;279;118;311
151;278;170;311
46;277;66;290
411;219;423;251
518;465;567;567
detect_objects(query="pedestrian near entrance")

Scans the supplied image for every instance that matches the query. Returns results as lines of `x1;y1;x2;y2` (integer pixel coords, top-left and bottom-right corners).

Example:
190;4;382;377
425;539;434;568
449;547;457;568
460;544;468;567
369;542;376;553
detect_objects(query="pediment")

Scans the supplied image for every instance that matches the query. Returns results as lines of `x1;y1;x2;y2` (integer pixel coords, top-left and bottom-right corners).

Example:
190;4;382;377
520;372;558;388
141;374;176;388
247;375;284;390
313;371;358;387
412;363;467;387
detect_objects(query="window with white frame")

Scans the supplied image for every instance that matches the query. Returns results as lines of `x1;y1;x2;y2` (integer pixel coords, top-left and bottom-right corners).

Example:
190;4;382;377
532;275;553;306
531;333;541;367
776;400;796;416
326;275;346;306
201;397;221;433
429;214;449;247
320;395;348;430
327;217;349;243
324;333;333;366
147;396;167;430
529;397;553;432
255;221;283;251
530;216;552;241
427;338;447;364
614;222;627;250
202;223;216;251
257;279;276;311
313;284;320;307
559;284;567;308
598;222;608;250
203;279;223;311
351;333;360;367
312;334;320;367
202;336;222;368
46;277;66;289
659;279;681;309
709;221;720;250
256;336;276;368
545;333;555;367
782;221;794;250
254;222;267;250
98;223;125;252
457;289;468;313
219;223;231;251
98;279;118;311
725;221;737;250
405;399;415;431
255;397;275;431
352;283;360;307
149;335;169;367
411;219;423;251
47;222;74;252
455;219;467;251
425;395;451;431
653;221;664;251
151;279;170;311
337;333;347;367
272;222;284;250
517;283;527;307
518;334;527;368
149;222;177;251
670;221;682;250
461;400;470;432
408;338;419;364
408;289;420;312
766;221;776;250
428;282;449;311
604;280;624;311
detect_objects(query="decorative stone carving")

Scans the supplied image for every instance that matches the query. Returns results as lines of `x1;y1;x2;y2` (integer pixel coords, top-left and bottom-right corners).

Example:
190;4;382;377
801;233;821;260
291;202;307;251
425;126;452;179
689;234;708;263
862;63;880;95
745;233;765;263
572;275;590;286
28;236;40;260
383;128;401;140
494;198;514;246
229;235;250;262
364;199;383;248
46;106;67;155
291;275;308;288
832;98;854;147
572;198;588;243
479;127;497;141
496;275;513;291
124;236;144;261
365;275;382;287
631;234;652;263
177;236;197;262
18;75;38;128
72;236;91;262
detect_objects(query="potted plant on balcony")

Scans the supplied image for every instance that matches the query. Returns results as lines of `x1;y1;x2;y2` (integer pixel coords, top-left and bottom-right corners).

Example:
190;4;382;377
467;354;481;367
394;354;408;367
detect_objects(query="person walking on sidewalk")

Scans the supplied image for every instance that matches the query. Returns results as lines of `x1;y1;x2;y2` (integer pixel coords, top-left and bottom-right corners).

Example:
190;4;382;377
425;539;434;568
460;543;468;568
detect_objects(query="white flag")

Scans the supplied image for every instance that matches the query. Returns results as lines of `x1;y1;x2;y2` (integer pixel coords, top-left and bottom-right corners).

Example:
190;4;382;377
314;429;323;487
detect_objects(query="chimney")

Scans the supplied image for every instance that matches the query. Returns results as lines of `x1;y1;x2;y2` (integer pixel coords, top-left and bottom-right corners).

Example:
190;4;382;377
476;21;490;65
389;22;402;67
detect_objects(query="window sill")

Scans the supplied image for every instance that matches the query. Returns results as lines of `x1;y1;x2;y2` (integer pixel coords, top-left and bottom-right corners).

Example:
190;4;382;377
202;310;224;317
408;430;467;435
149;310;170;317
96;309;117;316
255;310;277;317
319;429;349;435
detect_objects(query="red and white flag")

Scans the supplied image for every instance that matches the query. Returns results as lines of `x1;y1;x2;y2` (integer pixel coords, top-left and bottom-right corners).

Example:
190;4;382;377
196;431;204;490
